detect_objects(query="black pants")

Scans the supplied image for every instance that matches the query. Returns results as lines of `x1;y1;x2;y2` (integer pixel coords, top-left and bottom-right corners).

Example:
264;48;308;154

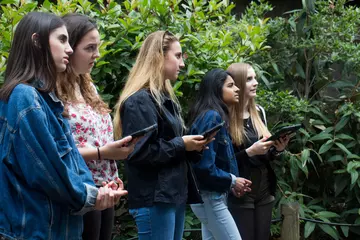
228;200;274;240
82;207;115;240
228;167;275;240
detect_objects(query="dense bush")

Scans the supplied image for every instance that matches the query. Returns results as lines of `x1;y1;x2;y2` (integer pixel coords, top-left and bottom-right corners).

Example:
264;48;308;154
0;0;359;239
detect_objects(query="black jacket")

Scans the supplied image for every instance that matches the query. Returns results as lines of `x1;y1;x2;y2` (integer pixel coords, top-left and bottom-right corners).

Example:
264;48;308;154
120;89;188;209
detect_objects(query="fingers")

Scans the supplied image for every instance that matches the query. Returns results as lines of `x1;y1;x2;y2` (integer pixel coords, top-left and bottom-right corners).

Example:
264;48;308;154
191;135;205;141
116;135;133;146
115;177;124;190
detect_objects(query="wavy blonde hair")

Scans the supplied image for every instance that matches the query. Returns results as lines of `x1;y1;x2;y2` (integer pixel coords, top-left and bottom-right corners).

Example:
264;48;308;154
227;63;270;146
113;31;183;139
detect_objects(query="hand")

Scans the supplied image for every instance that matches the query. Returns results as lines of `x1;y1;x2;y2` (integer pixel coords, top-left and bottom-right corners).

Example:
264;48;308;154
95;185;128;211
246;137;274;157
274;135;290;152
102;177;124;190
232;177;252;195
100;136;135;160
182;135;208;152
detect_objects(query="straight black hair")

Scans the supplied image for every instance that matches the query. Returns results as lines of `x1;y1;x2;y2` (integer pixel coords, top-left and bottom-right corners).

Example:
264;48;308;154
0;12;65;101
187;68;233;126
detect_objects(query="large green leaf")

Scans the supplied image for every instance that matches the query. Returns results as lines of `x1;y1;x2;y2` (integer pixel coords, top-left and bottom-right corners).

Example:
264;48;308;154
334;142;352;155
304;221;316;238
318;224;339;240
310;132;332;141
319;140;334;154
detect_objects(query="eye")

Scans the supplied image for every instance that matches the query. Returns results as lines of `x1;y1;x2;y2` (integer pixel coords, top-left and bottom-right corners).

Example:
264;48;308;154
85;45;96;51
59;35;68;43
175;53;182;59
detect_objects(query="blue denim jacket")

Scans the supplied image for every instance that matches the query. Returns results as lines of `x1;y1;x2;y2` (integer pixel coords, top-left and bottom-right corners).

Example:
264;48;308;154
0;84;98;240
189;110;239;193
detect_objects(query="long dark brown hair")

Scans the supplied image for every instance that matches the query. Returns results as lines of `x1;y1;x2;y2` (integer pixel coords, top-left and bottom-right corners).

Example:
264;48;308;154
57;13;110;116
0;12;65;101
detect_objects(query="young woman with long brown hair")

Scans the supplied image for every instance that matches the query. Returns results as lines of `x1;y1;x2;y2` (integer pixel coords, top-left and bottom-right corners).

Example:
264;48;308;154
57;13;134;240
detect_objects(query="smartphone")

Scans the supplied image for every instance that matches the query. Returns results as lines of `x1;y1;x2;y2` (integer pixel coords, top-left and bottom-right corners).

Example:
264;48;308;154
202;121;225;139
127;123;158;144
266;124;302;142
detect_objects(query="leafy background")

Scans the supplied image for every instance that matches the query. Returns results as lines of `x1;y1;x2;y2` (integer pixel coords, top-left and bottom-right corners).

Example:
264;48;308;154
0;0;359;239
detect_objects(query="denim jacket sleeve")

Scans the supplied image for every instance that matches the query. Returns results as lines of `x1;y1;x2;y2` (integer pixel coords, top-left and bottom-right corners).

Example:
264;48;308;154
190;110;232;191
121;91;185;166
14;106;97;214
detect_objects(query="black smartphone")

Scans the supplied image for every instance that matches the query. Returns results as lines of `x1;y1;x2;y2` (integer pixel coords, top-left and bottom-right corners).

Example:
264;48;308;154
202;121;225;139
266;124;302;142
127;123;158;144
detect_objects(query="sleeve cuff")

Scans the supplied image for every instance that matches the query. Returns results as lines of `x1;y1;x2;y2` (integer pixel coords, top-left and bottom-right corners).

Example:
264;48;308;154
230;174;237;189
71;183;97;215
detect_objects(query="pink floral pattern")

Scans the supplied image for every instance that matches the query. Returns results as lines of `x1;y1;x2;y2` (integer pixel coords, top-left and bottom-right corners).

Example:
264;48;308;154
67;102;118;186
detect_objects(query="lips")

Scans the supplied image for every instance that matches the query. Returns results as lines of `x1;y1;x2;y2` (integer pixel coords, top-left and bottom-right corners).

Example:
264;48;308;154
63;57;69;64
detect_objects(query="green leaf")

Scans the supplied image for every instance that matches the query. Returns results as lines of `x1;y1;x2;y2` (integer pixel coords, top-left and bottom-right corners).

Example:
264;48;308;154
296;62;306;79
335;142;352;155
304;221;316;238
317;211;340;218
310;132;332;141
335;133;354;140
335;117;349;132
301;149;310;167
328;155;343;162
334;176;348;196
319;140;334;154
350;170;359;187
318;224;339;240
341;226;349;237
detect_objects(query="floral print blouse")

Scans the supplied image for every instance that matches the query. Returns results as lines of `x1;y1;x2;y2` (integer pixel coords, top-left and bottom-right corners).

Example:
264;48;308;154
67;102;118;186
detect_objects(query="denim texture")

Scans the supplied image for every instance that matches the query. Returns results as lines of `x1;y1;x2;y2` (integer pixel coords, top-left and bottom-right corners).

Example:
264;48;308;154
0;84;97;240
189;110;239;193
129;203;186;240
191;191;241;240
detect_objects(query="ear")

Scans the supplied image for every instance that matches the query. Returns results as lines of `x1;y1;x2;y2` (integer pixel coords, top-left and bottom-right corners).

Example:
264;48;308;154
31;33;41;48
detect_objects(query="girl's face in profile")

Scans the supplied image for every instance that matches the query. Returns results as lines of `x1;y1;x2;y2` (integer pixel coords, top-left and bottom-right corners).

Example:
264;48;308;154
244;67;258;100
49;25;73;72
163;41;185;81
222;75;239;106
71;29;101;75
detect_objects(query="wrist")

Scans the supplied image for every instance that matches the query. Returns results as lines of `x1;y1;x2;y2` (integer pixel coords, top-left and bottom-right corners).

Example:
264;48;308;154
97;147;102;160
246;147;254;157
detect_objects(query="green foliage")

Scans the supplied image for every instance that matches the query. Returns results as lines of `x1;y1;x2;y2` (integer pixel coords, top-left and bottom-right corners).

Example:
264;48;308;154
1;0;360;239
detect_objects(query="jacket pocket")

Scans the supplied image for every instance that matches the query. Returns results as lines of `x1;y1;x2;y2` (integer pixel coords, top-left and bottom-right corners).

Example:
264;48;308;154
55;138;72;158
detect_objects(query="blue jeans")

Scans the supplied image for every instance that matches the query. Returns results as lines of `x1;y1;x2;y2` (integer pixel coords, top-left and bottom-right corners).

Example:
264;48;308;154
191;191;242;240
129;203;186;240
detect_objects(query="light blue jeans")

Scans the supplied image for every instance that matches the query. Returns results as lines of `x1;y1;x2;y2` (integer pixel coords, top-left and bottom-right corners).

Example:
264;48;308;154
191;191;242;240
129;203;186;240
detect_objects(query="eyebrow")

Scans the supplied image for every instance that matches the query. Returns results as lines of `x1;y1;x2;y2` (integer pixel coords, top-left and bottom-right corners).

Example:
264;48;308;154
58;34;68;40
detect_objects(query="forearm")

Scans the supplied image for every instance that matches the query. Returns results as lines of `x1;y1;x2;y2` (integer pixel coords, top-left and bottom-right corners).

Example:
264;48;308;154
78;147;101;162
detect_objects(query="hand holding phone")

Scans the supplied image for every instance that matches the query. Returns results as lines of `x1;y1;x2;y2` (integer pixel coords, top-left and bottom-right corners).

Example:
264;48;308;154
201;121;225;139
126;123;158;144
266;124;302;142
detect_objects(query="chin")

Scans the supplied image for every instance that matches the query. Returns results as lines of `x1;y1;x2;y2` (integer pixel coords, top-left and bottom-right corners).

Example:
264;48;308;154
56;65;67;72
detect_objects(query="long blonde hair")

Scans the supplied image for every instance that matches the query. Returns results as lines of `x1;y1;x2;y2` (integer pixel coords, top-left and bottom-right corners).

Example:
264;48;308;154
227;63;270;146
113;31;182;139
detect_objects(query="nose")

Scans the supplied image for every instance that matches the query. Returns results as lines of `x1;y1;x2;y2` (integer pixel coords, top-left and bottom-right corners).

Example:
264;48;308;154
65;42;73;55
93;48;100;59
234;85;240;92
179;57;185;68
253;79;258;86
